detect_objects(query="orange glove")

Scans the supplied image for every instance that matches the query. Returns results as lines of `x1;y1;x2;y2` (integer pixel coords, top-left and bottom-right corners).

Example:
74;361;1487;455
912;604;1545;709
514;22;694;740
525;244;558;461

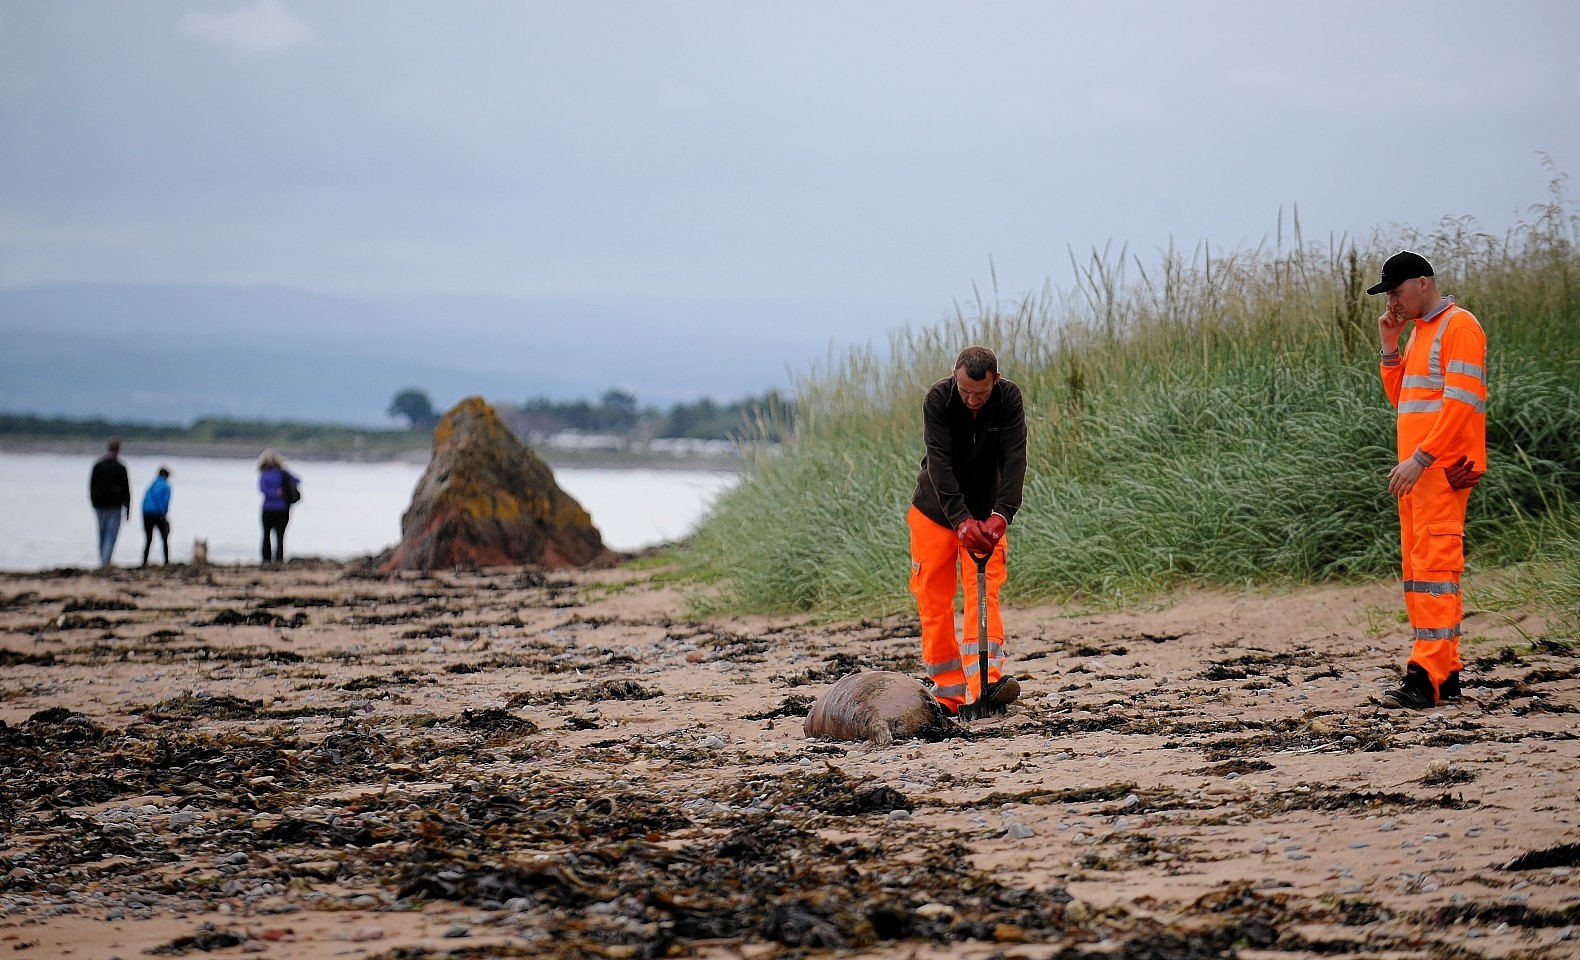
956;519;992;554
1445;456;1485;490
981;513;1007;548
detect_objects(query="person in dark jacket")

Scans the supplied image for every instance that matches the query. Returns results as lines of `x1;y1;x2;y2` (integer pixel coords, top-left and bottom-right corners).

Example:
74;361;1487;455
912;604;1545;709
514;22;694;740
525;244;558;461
257;449;300;564
907;346;1028;716
140;466;173;567
89;438;131;568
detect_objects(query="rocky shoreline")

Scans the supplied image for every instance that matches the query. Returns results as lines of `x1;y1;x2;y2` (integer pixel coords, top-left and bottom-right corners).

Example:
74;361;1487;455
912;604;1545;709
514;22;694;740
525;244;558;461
1;561;1576;959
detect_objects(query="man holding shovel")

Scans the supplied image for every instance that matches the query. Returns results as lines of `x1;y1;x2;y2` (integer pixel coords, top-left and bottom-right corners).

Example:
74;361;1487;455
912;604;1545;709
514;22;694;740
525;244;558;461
908;345;1028;717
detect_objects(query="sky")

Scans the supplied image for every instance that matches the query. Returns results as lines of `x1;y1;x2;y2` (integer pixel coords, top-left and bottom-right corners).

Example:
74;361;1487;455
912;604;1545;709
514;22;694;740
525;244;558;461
2;1;1578;422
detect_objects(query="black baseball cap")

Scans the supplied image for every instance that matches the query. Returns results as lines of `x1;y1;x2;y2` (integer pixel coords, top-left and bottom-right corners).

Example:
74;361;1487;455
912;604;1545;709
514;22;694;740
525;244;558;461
1367;251;1434;296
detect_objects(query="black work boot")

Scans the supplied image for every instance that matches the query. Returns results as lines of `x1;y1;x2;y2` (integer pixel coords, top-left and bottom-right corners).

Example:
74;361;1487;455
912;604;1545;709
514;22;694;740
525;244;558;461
1439;670;1462;700
988;676;1021;706
1378;663;1437;710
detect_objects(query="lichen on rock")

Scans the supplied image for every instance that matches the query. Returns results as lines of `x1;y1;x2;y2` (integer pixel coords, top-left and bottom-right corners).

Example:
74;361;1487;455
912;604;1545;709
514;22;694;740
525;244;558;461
378;396;617;572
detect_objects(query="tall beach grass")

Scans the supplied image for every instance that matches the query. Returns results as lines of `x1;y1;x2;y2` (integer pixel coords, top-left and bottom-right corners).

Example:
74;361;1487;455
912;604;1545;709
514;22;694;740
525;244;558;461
682;172;1580;631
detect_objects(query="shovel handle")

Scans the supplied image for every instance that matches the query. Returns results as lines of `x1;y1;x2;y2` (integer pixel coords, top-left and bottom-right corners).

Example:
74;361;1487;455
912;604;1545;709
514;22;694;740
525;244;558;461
972;549;990;708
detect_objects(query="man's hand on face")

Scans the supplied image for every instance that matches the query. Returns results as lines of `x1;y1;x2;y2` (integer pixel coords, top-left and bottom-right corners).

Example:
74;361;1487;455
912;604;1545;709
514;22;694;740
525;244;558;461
1379;304;1407;351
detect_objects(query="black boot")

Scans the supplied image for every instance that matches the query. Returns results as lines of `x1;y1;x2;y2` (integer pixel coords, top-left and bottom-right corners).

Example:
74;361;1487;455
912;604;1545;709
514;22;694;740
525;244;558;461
1378;663;1437;710
1439;670;1462;700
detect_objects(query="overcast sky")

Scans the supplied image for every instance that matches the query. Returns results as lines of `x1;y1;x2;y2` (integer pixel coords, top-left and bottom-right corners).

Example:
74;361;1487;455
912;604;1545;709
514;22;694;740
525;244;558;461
2;1;1578;409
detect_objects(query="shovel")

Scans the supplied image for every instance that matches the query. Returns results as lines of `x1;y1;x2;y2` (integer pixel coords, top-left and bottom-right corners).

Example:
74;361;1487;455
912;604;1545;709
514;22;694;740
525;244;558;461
957;549;1009;721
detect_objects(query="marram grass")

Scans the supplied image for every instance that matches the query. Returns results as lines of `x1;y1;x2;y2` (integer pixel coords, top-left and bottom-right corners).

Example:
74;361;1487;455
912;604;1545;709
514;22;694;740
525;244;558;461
682;178;1580;632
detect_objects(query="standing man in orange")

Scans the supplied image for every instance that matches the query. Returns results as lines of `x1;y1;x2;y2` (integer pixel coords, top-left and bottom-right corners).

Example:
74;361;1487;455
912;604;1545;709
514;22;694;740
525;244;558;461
1370;251;1488;709
908;345;1028;716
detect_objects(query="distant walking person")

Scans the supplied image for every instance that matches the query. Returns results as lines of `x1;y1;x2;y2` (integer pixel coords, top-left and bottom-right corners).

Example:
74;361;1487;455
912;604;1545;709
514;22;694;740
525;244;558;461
89;438;131;568
140;466;173;567
1370;251;1489;709
258;450;301;564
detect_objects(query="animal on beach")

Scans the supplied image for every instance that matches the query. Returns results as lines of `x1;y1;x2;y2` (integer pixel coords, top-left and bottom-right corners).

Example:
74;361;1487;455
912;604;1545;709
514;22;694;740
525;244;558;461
803;670;954;747
191;538;208;566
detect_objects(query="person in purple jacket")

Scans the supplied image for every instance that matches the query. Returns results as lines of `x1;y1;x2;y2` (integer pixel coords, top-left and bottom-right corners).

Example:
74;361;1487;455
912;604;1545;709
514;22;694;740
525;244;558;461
257;449;301;564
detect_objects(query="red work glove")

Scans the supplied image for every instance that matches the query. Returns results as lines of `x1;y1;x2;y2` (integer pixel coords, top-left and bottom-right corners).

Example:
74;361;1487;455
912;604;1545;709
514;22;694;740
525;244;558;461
1445;455;1485;490
981;513;1007;548
956;519;992;554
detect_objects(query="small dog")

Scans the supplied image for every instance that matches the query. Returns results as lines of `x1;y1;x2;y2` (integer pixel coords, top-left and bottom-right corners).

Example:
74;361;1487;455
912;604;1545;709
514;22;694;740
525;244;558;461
191;538;208;566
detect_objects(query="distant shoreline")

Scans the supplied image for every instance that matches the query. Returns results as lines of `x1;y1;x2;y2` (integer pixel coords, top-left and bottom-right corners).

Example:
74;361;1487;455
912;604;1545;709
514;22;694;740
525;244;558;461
0;438;747;472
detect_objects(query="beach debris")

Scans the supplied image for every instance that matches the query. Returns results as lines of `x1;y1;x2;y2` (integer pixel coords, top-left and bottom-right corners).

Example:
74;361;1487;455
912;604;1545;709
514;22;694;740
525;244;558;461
803;670;953;746
377;396;616;572
1503;843;1580;871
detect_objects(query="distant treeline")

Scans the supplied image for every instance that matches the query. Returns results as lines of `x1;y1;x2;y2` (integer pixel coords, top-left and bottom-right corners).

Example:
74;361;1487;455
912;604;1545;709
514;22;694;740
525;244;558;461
0;413;424;454
1;387;798;451
506;389;795;441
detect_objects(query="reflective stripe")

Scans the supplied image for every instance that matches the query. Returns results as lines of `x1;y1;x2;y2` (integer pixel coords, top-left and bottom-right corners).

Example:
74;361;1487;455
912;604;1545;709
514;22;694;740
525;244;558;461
1426;306;1451;378
1412;625;1460;640
932;682;968;698
1443;386;1486;410
1404;579;1460;596
926;658;963;677
1398;400;1443;413
962;656;1005;678
1403;375;1445;389
961;640;1005;658
1447;360;1484;381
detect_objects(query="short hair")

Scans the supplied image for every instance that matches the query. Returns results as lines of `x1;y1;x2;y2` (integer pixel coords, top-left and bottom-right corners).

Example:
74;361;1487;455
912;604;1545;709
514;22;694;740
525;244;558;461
157;466;171;478
953;346;999;380
106;437;122;455
257;449;282;470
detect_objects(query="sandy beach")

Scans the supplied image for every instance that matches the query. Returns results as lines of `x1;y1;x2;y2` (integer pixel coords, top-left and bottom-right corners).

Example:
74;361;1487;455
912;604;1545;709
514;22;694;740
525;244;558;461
1;560;1576;959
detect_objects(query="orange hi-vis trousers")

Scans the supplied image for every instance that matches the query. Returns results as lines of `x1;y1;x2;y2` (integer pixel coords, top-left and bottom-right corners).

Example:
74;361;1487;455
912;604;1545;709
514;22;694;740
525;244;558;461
1399;469;1469;697
907;506;1006;711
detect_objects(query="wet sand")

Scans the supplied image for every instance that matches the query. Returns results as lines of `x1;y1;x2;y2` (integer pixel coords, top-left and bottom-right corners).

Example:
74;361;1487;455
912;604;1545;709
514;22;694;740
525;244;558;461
1;561;1576;959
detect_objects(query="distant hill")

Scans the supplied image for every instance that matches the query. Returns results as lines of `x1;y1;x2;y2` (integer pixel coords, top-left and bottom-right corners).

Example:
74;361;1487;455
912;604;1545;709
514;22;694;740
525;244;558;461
0;283;886;426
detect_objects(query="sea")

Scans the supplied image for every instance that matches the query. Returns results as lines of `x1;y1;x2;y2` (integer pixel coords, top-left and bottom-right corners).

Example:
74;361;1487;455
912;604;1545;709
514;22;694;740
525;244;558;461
0;451;739;571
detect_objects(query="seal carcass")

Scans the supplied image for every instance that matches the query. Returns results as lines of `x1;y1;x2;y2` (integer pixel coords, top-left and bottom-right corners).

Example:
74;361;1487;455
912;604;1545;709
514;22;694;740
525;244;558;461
803;671;953;746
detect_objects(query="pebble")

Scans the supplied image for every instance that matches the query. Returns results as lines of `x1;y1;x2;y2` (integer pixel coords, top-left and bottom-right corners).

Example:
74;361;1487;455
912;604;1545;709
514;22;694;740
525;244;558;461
442;924;470;938
887;809;911;820
1004;823;1036;840
1379;820;1397;832
916;902;956;921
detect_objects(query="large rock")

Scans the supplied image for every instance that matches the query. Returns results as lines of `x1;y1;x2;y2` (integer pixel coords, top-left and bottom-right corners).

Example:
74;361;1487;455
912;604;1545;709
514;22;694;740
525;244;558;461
378;397;615;572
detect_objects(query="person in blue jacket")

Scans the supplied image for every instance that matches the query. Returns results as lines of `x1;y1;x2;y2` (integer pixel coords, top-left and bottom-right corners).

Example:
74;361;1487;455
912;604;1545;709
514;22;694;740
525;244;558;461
140;466;173;567
257;450;301;564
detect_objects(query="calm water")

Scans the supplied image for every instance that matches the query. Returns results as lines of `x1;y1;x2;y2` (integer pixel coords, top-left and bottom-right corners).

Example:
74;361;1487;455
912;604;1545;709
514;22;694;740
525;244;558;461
0;452;738;570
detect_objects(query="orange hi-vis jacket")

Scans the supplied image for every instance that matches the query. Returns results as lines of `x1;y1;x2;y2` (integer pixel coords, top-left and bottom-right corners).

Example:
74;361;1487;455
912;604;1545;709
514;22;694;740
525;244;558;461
1380;296;1487;697
1380;297;1487;467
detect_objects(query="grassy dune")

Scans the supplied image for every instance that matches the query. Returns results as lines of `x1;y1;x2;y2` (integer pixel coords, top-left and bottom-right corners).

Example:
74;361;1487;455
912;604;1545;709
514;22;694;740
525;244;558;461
683;175;1580;634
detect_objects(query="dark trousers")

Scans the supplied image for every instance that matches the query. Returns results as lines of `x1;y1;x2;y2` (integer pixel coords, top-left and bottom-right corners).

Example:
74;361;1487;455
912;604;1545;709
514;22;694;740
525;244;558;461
261;508;290;563
141;513;170;566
